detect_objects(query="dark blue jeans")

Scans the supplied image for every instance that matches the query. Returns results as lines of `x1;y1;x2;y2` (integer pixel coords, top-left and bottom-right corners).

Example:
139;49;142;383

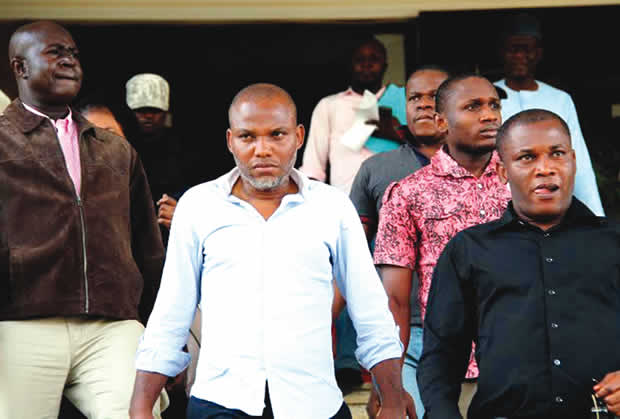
187;396;352;419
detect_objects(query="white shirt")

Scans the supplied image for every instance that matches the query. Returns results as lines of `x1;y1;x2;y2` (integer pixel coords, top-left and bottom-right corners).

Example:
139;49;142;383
136;168;402;418
495;79;604;216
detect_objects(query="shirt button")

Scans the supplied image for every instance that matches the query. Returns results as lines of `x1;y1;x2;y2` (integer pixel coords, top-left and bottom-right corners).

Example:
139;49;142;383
551;323;559;329
555;396;564;403
477;183;483;190
548;289;556;296
545;257;554;263
479;209;486;216
553;359;561;366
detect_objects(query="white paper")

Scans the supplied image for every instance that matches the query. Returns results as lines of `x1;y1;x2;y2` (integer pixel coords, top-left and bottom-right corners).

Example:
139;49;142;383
340;90;379;152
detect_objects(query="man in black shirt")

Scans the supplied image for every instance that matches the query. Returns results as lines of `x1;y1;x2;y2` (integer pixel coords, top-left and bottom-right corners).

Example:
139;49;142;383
419;109;620;419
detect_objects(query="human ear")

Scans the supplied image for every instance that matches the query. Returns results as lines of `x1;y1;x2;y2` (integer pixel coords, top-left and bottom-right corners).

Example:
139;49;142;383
295;124;305;150
434;112;448;134
497;159;509;185
10;57;27;79
226;128;233;154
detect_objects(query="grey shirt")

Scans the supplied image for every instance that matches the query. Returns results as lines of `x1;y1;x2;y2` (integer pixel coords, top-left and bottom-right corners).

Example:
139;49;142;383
350;143;427;327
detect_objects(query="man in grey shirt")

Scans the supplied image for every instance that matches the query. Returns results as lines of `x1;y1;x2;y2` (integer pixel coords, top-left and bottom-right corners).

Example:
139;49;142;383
349;66;449;418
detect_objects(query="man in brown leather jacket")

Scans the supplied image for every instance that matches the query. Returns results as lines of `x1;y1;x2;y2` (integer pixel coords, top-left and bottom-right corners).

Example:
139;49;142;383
0;21;167;418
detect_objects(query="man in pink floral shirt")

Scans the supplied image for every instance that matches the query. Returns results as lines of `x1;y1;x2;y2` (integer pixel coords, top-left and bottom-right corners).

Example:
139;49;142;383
374;74;511;417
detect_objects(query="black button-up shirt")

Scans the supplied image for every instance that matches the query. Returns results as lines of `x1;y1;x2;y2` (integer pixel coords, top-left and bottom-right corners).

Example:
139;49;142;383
418;199;620;419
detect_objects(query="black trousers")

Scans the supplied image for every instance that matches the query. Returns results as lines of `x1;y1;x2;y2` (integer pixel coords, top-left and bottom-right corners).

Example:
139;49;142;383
187;383;352;419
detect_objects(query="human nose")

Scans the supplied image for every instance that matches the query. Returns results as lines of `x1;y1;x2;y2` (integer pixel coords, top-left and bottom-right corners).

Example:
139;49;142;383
59;50;79;67
480;105;499;122
254;137;272;156
417;96;434;110
534;155;556;176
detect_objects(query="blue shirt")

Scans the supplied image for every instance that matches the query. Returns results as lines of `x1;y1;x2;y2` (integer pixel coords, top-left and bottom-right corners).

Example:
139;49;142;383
136;168;402;418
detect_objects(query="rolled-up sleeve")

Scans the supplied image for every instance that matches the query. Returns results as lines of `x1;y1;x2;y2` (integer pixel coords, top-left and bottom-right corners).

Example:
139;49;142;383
373;182;418;269
333;197;402;370
135;192;202;377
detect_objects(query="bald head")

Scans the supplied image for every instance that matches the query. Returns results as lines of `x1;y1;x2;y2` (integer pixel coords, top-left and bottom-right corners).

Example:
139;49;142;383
9;21;71;62
229;83;297;126
8;21;82;113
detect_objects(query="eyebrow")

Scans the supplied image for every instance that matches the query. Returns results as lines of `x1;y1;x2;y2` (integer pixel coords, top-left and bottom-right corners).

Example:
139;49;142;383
516;143;567;153
408;89;436;96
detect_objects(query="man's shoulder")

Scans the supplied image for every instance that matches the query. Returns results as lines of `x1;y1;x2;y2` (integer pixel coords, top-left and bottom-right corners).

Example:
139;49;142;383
307;178;351;202
362;145;412;167
313;89;353;109
393;163;435;191
381;164;436;209
535;80;572;100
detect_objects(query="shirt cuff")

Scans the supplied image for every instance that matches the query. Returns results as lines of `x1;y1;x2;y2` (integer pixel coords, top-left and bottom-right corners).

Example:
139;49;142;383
355;325;403;370
135;342;192;377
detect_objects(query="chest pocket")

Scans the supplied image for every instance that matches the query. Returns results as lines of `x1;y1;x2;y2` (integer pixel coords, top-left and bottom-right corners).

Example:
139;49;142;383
421;204;466;244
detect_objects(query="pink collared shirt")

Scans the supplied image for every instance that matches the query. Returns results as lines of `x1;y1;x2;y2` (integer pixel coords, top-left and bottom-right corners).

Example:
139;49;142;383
299;86;386;194
23;103;81;196
374;147;512;379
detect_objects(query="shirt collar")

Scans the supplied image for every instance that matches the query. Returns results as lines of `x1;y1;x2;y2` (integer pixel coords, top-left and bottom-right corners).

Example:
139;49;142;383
22;102;73;125
490;198;603;233
343;85;387;99
431;146;501;179
218;167;309;201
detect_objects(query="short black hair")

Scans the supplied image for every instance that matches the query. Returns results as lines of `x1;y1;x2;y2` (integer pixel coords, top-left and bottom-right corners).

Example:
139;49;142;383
435;73;489;114
496;109;571;158
407;65;450;81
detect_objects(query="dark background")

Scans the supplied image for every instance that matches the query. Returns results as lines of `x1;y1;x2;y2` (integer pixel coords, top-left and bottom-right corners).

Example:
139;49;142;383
1;5;618;216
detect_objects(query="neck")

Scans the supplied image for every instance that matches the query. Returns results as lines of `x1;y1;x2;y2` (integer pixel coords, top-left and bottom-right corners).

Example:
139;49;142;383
505;77;538;91
414;141;442;160
22;98;69;120
445;145;493;178
233;175;298;203
351;81;382;95
516;211;565;232
232;175;299;220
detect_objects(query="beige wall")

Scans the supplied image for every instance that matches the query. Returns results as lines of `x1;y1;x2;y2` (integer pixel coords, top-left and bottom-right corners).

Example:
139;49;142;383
2;0;618;23
376;33;406;87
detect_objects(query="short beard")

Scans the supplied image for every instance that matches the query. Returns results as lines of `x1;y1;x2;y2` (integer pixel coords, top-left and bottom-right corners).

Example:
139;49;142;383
454;142;496;156
234;152;296;192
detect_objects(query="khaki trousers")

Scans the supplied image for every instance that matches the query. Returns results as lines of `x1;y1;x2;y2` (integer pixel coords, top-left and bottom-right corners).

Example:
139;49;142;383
0;317;167;419
458;381;478;419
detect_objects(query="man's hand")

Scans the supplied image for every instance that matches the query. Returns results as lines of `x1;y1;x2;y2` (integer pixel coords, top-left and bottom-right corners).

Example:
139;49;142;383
366;386;381;418
129;408;154;419
365;111;402;143
368;387;416;419
593;370;620;415
165;368;187;395
157;194;177;229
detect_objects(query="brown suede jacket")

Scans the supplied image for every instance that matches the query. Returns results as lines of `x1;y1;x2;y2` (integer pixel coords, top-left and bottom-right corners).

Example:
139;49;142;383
0;99;165;323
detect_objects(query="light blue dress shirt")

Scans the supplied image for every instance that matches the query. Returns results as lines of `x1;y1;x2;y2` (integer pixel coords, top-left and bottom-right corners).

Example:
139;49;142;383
495;79;604;216
135;168;402;418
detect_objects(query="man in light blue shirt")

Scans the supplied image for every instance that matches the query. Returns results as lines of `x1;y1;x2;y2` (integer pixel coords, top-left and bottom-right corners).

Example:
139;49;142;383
129;83;412;419
494;13;604;215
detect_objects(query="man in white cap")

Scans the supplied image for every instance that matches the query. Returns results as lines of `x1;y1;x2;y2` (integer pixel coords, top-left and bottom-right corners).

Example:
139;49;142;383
126;73;194;238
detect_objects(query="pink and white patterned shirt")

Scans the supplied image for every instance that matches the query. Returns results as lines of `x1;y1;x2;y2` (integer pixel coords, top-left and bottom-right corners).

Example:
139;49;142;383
374;147;511;378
